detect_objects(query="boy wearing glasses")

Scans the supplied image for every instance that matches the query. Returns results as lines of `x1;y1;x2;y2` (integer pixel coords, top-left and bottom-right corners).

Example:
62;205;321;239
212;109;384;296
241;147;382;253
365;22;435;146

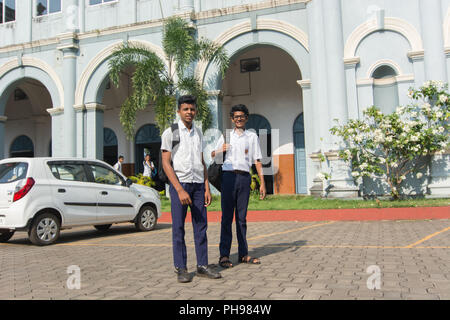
211;104;266;269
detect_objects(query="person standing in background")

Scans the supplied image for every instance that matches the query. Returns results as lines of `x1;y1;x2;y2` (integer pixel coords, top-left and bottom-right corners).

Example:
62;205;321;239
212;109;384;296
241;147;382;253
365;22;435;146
143;154;157;178
114;155;124;173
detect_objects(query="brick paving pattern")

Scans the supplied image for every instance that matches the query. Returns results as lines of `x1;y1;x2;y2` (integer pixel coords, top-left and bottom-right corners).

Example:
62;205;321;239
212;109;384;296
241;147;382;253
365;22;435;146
0;219;449;300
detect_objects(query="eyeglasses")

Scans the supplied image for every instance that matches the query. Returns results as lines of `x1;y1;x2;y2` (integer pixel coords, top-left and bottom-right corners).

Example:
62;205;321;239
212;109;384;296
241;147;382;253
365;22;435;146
232;115;247;120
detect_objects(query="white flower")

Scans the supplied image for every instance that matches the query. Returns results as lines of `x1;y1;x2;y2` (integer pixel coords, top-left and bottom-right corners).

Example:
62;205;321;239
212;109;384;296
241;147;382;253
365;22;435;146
422;103;432;113
379;158;386;164
439;95;448;104
391;162;399;168
351;172;360;178
316;173;325;181
416;173;423;179
408;90;414;99
438;127;445;133
436;111;443;118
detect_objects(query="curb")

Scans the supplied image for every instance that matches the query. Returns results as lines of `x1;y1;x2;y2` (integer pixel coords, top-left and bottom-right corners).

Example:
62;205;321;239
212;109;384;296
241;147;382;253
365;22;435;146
159;206;450;223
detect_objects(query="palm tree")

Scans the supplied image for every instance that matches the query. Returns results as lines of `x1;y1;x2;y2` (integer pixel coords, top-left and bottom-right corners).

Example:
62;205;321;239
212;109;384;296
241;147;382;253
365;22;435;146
108;17;229;139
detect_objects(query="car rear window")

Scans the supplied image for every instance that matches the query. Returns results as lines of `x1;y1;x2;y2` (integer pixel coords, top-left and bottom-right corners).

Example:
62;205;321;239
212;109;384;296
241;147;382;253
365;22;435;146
48;163;88;182
0;162;29;184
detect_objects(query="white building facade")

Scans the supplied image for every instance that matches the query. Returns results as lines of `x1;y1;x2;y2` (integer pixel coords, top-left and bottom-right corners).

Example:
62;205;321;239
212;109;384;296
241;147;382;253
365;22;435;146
0;0;449;197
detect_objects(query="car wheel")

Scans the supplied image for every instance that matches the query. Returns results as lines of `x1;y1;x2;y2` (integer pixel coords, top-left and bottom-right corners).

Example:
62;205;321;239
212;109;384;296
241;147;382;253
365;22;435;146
29;213;61;246
94;224;112;232
135;206;157;232
0;231;15;243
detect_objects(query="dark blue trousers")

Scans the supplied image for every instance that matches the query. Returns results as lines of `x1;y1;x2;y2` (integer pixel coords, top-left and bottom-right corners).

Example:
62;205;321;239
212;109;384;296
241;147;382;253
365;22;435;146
169;183;208;269
220;171;251;259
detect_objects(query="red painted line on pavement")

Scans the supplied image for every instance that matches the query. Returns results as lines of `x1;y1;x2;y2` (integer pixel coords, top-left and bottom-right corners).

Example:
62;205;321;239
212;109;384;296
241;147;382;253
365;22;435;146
158;206;450;223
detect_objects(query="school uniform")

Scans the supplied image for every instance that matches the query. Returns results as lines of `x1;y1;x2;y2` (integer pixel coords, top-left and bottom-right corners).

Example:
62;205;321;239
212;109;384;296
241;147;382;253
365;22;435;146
113;161;122;173
214;129;263;259
161;120;208;270
142;160;156;178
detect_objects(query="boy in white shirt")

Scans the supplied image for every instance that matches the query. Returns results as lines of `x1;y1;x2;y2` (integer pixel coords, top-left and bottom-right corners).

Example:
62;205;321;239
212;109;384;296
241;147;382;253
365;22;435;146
161;95;221;283
212;104;266;269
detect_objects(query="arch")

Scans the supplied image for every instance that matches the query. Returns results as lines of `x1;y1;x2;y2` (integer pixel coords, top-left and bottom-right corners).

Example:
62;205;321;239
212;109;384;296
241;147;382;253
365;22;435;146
0;58;63;113
344;17;424;60
135;124;161;144
134;124;161;175
247;114;272;134
103;127;118;166
104;127;118;147
10;135;34;158
293;113;307;194
196;19;310;88
367;59;402;79
293;113;305;149
75;40;168;106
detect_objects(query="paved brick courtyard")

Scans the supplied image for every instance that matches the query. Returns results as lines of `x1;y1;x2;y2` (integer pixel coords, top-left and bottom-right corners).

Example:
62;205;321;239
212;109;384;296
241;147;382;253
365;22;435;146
0;218;449;300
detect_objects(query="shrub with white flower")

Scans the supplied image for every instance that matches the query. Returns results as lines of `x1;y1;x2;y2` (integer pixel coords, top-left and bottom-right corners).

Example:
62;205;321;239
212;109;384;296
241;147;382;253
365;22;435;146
330;81;449;199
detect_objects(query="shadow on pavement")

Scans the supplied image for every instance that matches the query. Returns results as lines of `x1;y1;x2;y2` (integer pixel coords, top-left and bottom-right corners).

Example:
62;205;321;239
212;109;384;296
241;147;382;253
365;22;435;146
212;240;308;271
5;223;172;246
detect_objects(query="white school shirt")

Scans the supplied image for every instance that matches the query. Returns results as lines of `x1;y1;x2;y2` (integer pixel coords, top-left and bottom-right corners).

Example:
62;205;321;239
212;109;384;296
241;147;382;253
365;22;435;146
113;161;122;173
214;129;263;173
160;120;205;183
142;161;155;177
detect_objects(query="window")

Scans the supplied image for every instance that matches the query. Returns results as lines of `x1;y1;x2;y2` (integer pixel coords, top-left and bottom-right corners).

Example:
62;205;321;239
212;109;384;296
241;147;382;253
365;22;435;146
48;163;89;182
372;65;399;114
36;0;61;16
89;165;123;186
0;0;15;24
0;163;28;184
89;0;117;5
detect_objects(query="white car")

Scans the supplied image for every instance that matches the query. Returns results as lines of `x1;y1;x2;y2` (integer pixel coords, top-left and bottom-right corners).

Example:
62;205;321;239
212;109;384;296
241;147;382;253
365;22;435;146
0;158;161;246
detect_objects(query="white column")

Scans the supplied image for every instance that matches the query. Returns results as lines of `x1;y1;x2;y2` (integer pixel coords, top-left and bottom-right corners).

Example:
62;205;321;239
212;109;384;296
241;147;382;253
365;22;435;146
321;0;358;198
306;0;329;152
419;0;450;197
85;103;105;160
297;80;316;194
322;0;348;143
47;108;65;158
33;116;49;157
344;58;360;120
74;105;86;158
419;0;447;81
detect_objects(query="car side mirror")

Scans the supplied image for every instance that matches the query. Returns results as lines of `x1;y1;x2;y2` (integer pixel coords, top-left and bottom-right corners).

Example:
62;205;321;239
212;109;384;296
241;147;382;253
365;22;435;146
125;179;133;187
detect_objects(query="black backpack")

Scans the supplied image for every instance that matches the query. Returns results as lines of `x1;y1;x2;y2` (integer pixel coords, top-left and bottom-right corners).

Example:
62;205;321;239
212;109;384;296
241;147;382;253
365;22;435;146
154;123;180;191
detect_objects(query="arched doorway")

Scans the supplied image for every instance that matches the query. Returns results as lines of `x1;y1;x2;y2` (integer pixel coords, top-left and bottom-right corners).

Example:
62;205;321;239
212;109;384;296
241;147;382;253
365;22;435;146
293;113;307;194
220;45;304;194
10;135;34;158
2;80;52;160
135;124;161;175
247;114;273;195
103;128;118;166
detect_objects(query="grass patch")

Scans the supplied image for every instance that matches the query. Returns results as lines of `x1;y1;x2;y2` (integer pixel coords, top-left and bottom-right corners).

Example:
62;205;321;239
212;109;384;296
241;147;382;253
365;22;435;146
160;194;449;212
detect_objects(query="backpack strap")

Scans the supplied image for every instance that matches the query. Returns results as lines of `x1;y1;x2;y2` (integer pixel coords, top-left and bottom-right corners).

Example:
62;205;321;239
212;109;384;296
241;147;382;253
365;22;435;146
170;123;180;153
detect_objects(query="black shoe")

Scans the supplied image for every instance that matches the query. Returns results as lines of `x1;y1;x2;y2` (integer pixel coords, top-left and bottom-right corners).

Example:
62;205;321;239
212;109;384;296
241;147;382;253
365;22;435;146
175;268;192;283
196;265;222;279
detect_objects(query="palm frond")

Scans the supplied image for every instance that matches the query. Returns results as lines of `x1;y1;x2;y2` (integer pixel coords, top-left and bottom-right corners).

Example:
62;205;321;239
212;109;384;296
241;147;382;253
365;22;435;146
195;38;230;79
163;17;196;78
178;76;211;132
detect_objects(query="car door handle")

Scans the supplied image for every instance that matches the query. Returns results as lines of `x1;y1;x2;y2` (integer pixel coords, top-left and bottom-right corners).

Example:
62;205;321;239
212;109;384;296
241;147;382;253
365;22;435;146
101;191;108;196
58;189;66;193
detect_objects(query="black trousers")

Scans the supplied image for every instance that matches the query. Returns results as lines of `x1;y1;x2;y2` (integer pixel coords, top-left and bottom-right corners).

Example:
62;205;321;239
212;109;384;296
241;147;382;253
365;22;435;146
219;171;251;259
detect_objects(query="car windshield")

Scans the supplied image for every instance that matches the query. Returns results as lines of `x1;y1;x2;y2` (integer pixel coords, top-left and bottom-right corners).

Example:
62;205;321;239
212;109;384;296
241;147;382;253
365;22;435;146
0;162;29;184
